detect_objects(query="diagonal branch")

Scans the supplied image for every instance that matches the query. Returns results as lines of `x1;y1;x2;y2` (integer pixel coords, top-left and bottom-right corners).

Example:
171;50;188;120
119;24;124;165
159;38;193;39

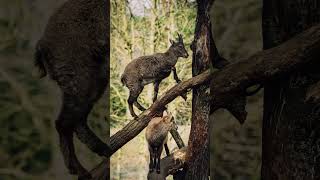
89;71;211;179
210;23;320;112
109;70;212;156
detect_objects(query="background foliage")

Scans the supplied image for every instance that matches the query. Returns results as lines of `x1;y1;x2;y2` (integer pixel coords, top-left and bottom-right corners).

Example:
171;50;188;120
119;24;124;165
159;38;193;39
110;0;196;127
0;0;262;180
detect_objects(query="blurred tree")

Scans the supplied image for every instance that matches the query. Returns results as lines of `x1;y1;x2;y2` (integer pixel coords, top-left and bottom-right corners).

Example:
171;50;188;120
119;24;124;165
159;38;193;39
262;0;320;180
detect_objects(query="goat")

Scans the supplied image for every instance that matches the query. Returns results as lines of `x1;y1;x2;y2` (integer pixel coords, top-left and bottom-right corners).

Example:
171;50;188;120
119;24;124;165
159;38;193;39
34;0;109;178
121;34;189;118
145;111;177;174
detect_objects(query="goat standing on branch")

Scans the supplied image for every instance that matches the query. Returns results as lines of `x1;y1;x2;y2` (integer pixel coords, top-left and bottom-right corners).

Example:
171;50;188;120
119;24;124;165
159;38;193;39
121;33;189;118
146;111;177;174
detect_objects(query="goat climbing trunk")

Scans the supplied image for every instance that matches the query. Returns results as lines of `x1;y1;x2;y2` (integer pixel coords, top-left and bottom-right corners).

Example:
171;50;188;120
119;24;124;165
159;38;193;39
262;0;320;180
184;0;213;179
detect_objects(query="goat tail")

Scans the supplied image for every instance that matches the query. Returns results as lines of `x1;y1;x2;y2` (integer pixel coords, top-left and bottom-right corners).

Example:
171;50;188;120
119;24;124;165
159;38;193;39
33;42;47;78
120;74;126;86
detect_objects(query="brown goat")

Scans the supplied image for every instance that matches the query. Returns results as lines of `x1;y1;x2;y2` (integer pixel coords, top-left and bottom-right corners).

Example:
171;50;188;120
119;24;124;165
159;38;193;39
121;34;189;118
145;111;177;174
34;0;109;178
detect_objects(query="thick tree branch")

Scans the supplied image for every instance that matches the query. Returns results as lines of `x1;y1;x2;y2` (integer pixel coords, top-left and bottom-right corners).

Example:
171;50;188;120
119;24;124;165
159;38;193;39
109;70;211;156
210;23;320;113
89;71;211;179
170;128;185;149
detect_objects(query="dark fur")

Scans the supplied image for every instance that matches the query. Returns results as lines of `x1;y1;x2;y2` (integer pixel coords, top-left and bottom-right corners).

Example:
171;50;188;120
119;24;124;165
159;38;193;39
121;34;188;118
34;0;109;178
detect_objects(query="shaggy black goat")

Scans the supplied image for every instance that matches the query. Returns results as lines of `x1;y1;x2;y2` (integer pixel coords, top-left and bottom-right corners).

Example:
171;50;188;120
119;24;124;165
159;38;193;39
121;34;188;118
34;0;109;178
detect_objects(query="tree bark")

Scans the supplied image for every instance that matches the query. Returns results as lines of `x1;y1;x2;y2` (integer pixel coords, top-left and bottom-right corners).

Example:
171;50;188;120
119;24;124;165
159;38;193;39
262;1;320;180
184;1;213;179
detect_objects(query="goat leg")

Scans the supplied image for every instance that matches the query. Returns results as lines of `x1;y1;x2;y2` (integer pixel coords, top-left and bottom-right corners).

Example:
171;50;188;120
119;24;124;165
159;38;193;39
134;101;146;111
156;154;161;174
56;130;91;178
153;81;161;102
128;94;138;118
172;67;187;100
164;143;170;156
75;122;110;156
55;96;91;178
149;148;155;172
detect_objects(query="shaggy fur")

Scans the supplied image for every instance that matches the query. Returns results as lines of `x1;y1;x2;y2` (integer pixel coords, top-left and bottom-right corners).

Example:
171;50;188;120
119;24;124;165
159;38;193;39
121;34;188;118
34;0;109;178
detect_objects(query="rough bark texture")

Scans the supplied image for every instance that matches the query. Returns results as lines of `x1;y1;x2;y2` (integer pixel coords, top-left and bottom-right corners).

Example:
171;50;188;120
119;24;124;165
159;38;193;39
184;1;213;179
261;1;320;180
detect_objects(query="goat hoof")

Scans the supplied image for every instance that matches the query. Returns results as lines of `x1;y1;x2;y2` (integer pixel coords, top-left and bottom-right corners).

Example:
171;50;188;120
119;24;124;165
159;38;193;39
182;94;187;101
156;169;160;174
149;168;154;173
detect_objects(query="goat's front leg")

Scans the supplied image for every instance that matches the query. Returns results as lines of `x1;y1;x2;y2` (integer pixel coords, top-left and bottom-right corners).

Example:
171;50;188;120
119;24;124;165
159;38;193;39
172;67;187;101
153;80;161;102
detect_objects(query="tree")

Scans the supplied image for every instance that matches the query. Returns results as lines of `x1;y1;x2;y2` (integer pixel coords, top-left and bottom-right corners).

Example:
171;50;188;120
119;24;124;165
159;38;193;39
184;0;213;179
89;0;320;179
261;1;320;180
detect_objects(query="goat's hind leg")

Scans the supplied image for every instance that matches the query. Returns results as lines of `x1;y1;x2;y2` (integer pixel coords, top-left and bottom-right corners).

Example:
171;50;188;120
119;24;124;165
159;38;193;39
75;120;110;157
55;95;91;178
148;147;155;172
128;84;146;118
134;101;146;111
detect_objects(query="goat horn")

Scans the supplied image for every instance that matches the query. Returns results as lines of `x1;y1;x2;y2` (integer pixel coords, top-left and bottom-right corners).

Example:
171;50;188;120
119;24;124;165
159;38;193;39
177;33;183;41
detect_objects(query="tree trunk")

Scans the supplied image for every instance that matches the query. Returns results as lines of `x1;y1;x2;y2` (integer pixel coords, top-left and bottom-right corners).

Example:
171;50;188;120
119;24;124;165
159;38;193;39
262;1;320;180
184;0;213;179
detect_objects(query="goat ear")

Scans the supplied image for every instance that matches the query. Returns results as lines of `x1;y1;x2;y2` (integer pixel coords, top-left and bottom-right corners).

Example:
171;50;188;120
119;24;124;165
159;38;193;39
170;39;175;45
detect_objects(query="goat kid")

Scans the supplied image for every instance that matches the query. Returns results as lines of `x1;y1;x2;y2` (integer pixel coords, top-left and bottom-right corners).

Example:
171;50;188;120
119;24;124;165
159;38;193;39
121;34;189;118
146;111;178;174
